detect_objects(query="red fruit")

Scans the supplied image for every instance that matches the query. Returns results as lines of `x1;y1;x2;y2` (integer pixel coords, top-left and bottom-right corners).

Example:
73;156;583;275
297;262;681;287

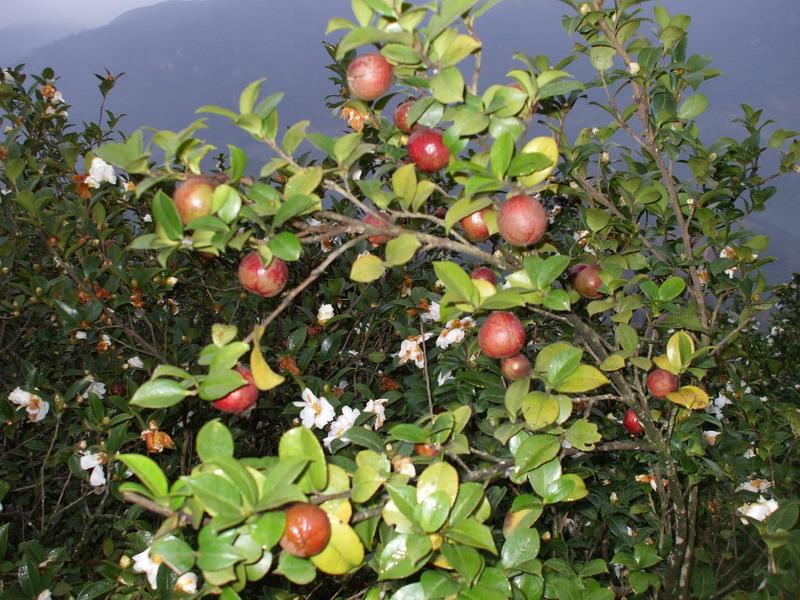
478;311;526;359
364;211;393;247
500;353;531;381
238;252;289;298
393;100;415;134
414;443;440;457
110;382;126;396
573;264;603;299
346;53;393;101
623;408;644;436
279;503;331;557
407;127;450;173
470;266;496;284
460;208;492;242
646;369;679;399
212;367;259;414
172;176;218;225
497;195;547;247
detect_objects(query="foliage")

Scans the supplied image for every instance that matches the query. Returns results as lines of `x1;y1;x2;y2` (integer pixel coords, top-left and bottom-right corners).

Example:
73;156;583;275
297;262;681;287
1;1;799;599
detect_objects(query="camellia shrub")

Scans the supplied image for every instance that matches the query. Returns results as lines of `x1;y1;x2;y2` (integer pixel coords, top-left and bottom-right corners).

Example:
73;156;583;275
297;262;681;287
2;1;799;599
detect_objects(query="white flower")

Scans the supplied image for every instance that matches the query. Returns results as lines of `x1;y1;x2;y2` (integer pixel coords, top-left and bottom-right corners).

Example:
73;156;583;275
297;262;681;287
35;591;52;600
736;478;772;494
292;388;335;430
8;387;49;423
80;451;107;487
395;333;434;369
324;406;360;450
737;496;779;524
702;430;721;446
705;392;732;420
421;302;440;323
759;396;768;403
127;356;145;369
132;547;162;589
437;370;454;386
143;213;153;223
174;572;198;594
52;91;65;104
392;455;416;478
85;157;117;188
743;446;757;459
1;69;13;83
317;304;335;325
364;398;388;430
436;317;476;350
85;379;107;398
628;61;641;76
75;331;88;340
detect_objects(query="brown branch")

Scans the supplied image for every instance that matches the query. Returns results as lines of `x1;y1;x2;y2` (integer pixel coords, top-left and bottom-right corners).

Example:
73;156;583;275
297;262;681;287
122;491;192;526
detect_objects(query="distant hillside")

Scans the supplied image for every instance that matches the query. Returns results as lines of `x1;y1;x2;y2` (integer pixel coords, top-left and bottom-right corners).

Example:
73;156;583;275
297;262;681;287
0;21;84;64
17;0;351;140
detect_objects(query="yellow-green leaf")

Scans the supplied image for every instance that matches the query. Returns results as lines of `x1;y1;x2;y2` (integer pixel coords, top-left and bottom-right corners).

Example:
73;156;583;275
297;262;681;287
250;325;285;391
350;254;386;282
310;516;364;575
599;353;626;372
665;385;710;410
392;163;417;206
417;463;458;508
384;234;420;267
554;365;609;394
666;331;695;373
521;392;560;430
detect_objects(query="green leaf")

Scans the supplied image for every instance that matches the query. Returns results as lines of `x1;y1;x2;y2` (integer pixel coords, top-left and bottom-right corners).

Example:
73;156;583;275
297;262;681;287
448;482;485;525
417;462;459;508
544;344;583;387
443;197;494;231
188;473;243;517
528;458;562;497
226;144;247;183
151;535;195;573
514;434;560;473
277;553;316;584
416;490;451;533
501;528;540;571
392;163;417;205
152;190;183;241
274;194;318;228
350;254;386;282
542;289;570;311
565;419;602;451
537;255;570;289
521;392;560;430
269;232;302;261
130;379;190;409
335;26;404;60
590;45;615;71
285;166;323;198
666;331;695;372
278;427;328;493
283;120;310;155
426;0;480;40
507;152;552;177
658;276;686;301
215;185;242;223
198;369;247;401
490;133;514;179
554;365;609;393
584;207;610;232
117;454;168;497
209;342;250;372
431;66;465;104
504;378;530;417
445;519;496;554
196;419;234;463
389;424;429;443
441;543;483;584
599;353;625;371
239;79;266;114
377;534;432;580
385;234;421;267
677;94;708;120
250;511;286;548
433;261;476;305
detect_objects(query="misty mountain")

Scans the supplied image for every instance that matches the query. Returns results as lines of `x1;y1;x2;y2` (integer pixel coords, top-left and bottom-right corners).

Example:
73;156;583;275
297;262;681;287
0;21;85;64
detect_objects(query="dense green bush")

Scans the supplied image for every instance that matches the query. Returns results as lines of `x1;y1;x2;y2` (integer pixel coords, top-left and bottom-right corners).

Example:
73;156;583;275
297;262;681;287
1;1;799;599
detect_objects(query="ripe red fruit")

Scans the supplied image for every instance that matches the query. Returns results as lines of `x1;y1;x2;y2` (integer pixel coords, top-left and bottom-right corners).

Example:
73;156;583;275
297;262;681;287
573;264;603;299
623;408;644;436
172;176;218;225
110;382;126;396
238;251;289;298
407;127;450;173
500;353;532;381
497;195;547;247
346;53;393;101
364;211;393;247
470;266;496;284
646;369;680;399
393;100;415;134
212;367;259;414
414;443;440;457
279;503;331;557
478;311;526;359
460;208;492;242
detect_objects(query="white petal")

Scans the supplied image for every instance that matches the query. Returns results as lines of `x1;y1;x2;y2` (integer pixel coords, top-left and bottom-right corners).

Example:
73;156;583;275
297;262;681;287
174;572;198;594
80;453;101;470
8;387;32;407
90;464;106;487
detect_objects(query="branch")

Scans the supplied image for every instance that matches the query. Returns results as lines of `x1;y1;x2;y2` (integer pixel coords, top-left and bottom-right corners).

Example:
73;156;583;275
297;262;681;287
122;491;192;526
